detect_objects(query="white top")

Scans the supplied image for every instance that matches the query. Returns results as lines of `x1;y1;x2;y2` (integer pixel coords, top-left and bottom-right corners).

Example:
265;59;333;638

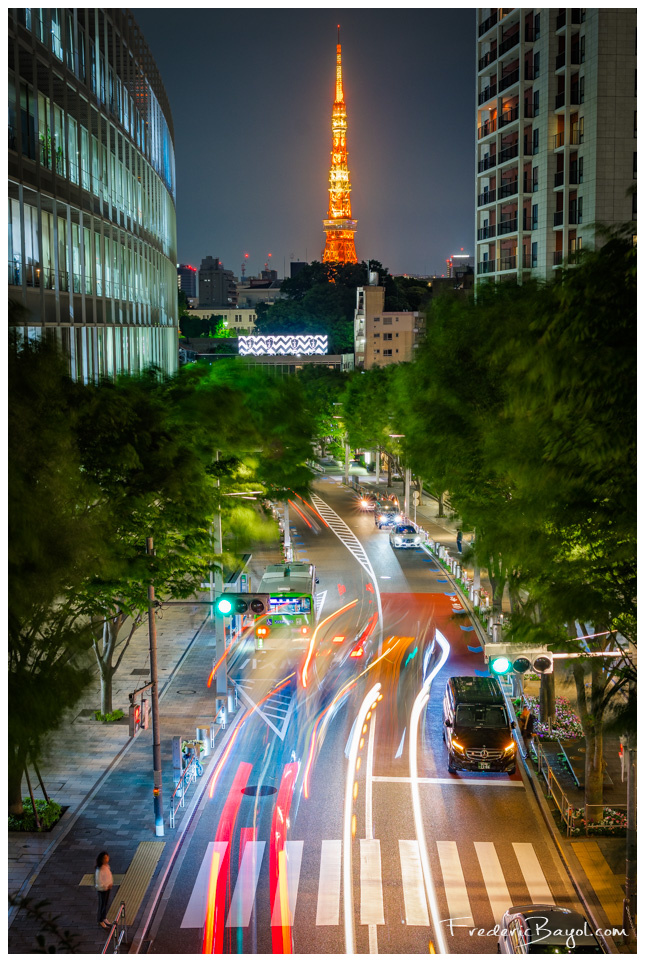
95;864;113;891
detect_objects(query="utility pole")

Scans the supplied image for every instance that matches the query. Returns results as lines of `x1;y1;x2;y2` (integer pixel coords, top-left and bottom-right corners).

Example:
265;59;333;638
344;437;350;485
404;467;412;520
283;500;292;562
146;537;164;837
210;452;227;726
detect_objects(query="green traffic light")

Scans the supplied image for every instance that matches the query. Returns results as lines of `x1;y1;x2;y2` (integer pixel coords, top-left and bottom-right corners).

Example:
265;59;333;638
491;655;511;675
216;597;233;615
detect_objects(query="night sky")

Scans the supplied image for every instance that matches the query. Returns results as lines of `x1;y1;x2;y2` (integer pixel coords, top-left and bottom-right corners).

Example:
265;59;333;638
133;6;476;279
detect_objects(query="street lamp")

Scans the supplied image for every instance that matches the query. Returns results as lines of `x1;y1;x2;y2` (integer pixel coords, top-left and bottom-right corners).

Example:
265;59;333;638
388;434;411;519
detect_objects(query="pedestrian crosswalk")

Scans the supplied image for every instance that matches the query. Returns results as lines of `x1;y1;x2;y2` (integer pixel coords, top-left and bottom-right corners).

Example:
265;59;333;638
180;838;557;930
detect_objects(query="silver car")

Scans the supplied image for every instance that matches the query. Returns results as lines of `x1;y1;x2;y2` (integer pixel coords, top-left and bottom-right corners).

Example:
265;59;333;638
498;904;604;954
389;524;421;548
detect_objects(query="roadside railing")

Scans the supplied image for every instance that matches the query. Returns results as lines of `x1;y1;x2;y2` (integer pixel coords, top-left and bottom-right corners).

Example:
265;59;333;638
169;754;200;829
101;901;126;953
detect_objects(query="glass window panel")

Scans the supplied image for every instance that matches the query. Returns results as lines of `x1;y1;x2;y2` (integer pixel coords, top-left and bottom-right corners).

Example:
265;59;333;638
94;231;102;296
80;125;90;188
42;210;55;288
91;134;100;195
66;11;75;71
57;215;68;291
68;116;78;183
9;198;22;286
72;222;81;292
38;91;51;167
20;82;37;159
53;103;65;176
51;8;63;60
8;73;17;150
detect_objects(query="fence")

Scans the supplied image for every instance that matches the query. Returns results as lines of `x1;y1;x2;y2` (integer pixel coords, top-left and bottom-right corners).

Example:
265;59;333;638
101;901;126;954
168;753;201;829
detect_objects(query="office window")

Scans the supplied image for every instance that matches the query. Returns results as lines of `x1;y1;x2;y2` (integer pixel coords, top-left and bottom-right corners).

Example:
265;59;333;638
51;9;63;60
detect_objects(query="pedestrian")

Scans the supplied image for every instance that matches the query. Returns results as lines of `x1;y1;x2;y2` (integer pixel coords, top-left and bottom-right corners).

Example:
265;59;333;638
456;529;463;553
94;851;113;929
521;708;536;752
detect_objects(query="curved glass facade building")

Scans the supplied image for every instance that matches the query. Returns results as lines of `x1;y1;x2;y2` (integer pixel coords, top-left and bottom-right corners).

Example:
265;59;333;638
8;8;178;378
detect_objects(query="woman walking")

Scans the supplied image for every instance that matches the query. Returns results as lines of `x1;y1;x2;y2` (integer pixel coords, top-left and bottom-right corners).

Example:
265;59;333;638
95;851;113;929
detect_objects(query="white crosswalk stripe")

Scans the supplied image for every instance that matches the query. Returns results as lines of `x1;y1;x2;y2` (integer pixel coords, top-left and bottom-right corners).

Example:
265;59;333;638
179;838;555;931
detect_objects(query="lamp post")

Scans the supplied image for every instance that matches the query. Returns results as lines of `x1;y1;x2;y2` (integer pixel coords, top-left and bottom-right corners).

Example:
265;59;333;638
388;433;407;515
146;537;164;837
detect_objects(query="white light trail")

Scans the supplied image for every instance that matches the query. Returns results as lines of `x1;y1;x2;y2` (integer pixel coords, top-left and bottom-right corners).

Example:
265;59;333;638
409;629;451;955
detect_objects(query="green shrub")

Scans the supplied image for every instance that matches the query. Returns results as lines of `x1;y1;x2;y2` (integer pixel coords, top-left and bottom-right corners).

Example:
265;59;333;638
93;708;125;723
9;798;62;832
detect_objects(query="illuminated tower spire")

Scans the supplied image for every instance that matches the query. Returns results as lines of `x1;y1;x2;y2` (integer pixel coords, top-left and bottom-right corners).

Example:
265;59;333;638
322;27;358;264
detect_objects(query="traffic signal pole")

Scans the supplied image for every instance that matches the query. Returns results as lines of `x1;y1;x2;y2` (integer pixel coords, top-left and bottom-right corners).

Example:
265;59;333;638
211;452;228;726
146;537;164;837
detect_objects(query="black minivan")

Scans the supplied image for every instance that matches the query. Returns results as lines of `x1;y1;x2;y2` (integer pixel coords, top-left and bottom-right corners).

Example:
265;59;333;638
443;676;517;774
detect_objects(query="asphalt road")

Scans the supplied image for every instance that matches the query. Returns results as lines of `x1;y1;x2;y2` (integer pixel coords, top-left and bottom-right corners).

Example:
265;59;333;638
145;476;578;955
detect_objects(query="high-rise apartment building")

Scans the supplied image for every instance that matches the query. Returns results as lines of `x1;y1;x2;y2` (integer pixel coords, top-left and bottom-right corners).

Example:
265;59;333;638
475;8;636;284
177;264;197;298
8;8;178;378
198;256;238;308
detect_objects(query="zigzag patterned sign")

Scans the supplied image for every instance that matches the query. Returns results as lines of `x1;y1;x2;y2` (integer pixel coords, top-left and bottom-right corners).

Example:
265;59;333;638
238;334;328;356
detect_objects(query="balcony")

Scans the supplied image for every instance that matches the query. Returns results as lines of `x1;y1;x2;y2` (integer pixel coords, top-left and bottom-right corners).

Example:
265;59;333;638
478;117;497;139
499;255;517;271
570;128;583;145
498;30;520;56
477;225;497;240
498;218;518;235
523;102;536;118
479;49;498;71
553;251;564;265
499;179;518;199
499;106;519;128
499;69;520;93
499;143;519;163
553;211;564;226
569;208;582;224
478;12;497;37
523;174;538;192
478;153;497;173
477;188;496;206
553;132;565;149
556;11;566;30
478;260;496;273
555;52;566;70
555;92;566;109
478;84;497;105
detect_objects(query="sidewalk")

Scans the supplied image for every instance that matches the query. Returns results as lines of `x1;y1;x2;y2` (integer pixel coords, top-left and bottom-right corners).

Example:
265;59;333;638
8;543;282;952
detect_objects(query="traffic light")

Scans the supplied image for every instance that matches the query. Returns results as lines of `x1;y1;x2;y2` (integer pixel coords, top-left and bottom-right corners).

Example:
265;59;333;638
129;702;141;736
214;593;271;616
485;643;554;675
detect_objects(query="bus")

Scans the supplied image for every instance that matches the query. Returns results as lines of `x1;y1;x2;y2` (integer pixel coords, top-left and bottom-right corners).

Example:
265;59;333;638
255;563;318;644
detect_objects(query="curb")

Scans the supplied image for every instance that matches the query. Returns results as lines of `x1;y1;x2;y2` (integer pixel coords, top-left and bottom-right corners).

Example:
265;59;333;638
8;612;209;926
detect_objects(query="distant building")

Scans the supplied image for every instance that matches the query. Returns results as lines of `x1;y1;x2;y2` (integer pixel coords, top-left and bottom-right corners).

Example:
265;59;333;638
353;285;424;370
445;253;474;277
290;261;308;278
198;256;237;308
177;264;197;298
236;279;284;309
429;268;475;297
476;8;636;283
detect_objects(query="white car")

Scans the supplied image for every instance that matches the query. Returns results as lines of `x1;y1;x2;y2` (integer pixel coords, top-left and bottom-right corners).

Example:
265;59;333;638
389;524;421;548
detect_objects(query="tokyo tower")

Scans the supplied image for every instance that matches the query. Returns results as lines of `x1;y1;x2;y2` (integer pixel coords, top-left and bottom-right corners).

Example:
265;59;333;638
322;27;358;264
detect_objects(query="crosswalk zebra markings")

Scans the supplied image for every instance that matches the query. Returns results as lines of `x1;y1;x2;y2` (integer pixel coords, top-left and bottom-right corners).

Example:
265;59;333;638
271;841;304;926
180;839;555;931
180;842;228;928
475;841;512;923
360;839;385;925
316;840;341;925
399;840;430;925
226;841;266;928
513;842;554;905
436;841;474;928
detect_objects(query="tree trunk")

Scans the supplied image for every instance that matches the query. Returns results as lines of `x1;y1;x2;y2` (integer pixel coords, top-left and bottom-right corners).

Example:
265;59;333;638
539;671;556;731
572;658;606;824
387;455;392;486
437;491;445;517
487;554;506;616
100;667;114;715
93;613;125;715
584;727;605;824
8;747;27;815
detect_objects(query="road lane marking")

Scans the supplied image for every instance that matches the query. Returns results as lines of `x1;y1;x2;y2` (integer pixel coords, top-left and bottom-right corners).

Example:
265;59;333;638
271;840;303;926
366;713;376;840
226;841;266;928
513;843;554;905
395;728;406;759
475;841;512;924
360;838;385;925
180;842;228;928
436;841;474;928
399;840;430;925
372;775;524;786
316;840;342;925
